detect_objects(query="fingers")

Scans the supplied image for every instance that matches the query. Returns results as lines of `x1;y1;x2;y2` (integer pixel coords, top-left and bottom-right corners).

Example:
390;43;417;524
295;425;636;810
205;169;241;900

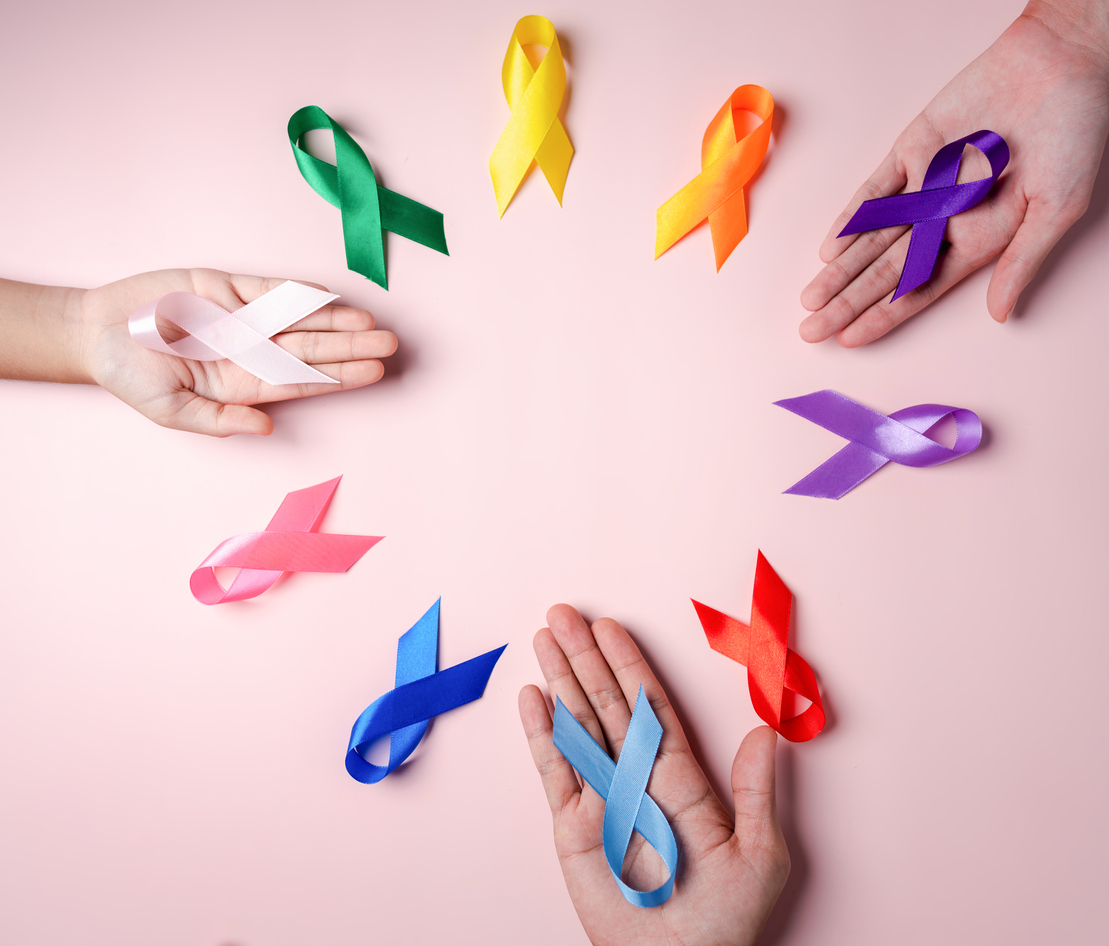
731;727;777;836
227;273;330;302
519;684;583;817
800;229;911;342
818;153;907;263
731;727;789;887
589;618;692;757
244;359;386;404
284;304;377;333
533;619;610;752
151;392;273;438
986;200;1079;322
274;328;398;365
544;605;633;757
800;226;911;332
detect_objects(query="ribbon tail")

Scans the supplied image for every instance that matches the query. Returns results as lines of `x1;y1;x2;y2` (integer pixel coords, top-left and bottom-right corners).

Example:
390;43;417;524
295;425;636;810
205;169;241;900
534;119;574;205
379;187;449;255
892;216;946;301
784;441;890;499
708;187;748;271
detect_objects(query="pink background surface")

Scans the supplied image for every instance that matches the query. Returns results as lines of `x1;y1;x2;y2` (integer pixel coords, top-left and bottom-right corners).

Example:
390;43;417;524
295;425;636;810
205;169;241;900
2;1;1107;943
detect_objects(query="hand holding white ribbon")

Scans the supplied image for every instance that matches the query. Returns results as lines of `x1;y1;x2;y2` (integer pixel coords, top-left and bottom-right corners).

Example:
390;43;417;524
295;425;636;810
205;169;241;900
127;280;340;386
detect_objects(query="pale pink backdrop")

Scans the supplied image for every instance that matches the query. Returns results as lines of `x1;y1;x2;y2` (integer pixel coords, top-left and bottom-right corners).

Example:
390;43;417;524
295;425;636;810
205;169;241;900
1;1;1106;944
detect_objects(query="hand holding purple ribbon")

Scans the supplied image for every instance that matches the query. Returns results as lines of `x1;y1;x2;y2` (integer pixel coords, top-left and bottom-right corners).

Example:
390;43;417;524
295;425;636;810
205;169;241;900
838;131;1009;302
801;5;1109;346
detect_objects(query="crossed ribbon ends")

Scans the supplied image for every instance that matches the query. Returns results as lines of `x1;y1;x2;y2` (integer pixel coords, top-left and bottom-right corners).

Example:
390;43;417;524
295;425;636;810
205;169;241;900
776;389;983;499
190;477;381;605
128;280;338;386
552;687;679;907
838;129;1009;300
693;552;825;743
656;85;774;270
489;15;573;216
346;598;507;784
288;105;448;289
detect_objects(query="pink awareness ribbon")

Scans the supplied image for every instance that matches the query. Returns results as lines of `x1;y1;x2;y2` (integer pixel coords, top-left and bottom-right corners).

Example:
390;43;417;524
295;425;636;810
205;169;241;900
128;280;340;386
190;477;382;605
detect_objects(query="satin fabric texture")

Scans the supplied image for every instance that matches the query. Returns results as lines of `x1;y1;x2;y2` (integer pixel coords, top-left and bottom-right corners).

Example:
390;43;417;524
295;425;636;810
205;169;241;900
552;687;679;907
693;552;825;743
288;105;448;289
839;129;1009;300
656;85;774;270
346;599;507;784
489;15;574;216
776;390;983;499
128;280;338;386
190;477;381;605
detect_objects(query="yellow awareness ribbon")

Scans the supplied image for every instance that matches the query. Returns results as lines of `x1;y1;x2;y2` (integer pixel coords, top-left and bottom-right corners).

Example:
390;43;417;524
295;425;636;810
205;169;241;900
655;85;774;270
489;15;574;216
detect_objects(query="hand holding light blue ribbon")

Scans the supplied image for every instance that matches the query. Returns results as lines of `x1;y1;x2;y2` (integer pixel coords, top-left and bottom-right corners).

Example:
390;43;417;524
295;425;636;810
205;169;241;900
553;687;679;907
346;599;506;784
839;130;1009;300
775;389;982;499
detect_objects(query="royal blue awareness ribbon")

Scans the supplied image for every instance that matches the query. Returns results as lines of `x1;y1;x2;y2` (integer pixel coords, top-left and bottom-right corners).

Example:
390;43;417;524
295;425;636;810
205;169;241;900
552;687;679;907
839;130;1009;300
346;598;506;784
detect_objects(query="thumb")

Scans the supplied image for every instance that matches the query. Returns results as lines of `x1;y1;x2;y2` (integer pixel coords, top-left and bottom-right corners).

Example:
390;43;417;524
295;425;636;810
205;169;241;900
987;200;1079;323
154;393;274;437
732;726;784;855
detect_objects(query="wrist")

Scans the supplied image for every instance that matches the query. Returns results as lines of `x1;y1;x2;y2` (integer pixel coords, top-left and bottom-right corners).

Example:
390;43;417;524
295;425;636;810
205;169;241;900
1023;0;1109;65
61;286;95;384
0;279;93;384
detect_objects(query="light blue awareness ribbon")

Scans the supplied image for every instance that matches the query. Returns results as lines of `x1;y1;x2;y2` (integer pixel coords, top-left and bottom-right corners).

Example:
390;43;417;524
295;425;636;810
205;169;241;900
346;598;506;784
552;687;679;907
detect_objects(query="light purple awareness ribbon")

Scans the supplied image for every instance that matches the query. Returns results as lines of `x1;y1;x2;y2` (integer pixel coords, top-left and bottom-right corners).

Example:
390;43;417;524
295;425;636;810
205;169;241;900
775;390;982;499
839;130;1009;301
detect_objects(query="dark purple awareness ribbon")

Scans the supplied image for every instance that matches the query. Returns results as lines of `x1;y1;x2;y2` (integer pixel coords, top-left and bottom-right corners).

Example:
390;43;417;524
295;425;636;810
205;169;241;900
839;130;1009;300
775;390;982;499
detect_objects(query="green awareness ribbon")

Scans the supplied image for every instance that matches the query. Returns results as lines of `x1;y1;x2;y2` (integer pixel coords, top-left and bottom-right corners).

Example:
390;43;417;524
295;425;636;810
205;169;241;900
287;106;448;289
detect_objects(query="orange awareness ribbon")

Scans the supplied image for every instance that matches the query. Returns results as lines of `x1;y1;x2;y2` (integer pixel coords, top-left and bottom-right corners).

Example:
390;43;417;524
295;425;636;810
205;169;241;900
655;85;774;270
692;551;825;742
489;15;574;216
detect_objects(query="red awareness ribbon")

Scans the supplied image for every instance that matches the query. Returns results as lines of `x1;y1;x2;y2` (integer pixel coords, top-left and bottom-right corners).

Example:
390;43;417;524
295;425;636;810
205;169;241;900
692;551;825;742
190;477;382;605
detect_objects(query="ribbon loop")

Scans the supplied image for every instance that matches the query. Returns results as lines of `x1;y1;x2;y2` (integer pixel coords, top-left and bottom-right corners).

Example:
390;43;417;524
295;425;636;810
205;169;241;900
489;15;574;216
838;130;1009;300
288;105;448;289
656;85;774;270
128;280;339;386
693;552;825;743
346;599;507;784
776;389;983;499
190;477;381;605
553;687;679;907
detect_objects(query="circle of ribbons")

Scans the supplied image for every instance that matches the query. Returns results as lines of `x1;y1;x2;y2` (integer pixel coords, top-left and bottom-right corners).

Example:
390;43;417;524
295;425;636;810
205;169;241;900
552;686;679;907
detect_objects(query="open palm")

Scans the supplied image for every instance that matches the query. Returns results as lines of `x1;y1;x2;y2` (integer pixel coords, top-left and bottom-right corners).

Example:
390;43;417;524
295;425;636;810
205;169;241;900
79;268;397;436
800;7;1109;346
519;604;789;946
